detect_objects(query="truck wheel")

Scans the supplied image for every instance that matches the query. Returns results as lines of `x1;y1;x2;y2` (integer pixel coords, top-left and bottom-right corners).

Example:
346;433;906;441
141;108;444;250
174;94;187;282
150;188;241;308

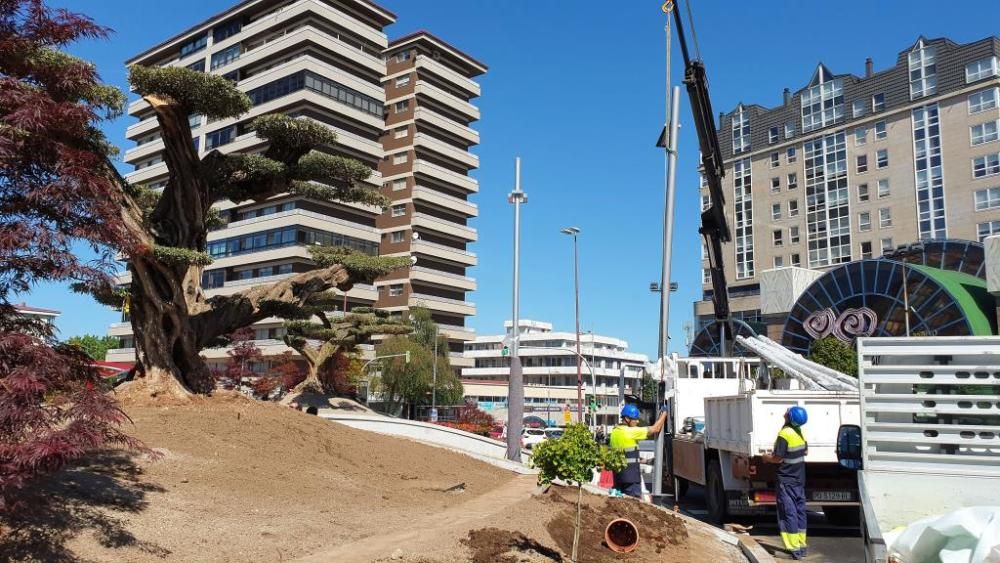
706;461;728;524
823;506;860;527
674;477;689;499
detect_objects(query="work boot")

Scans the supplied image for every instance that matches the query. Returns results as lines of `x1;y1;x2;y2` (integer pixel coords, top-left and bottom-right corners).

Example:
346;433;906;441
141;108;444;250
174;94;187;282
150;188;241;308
790;549;804;560
799;546;808;557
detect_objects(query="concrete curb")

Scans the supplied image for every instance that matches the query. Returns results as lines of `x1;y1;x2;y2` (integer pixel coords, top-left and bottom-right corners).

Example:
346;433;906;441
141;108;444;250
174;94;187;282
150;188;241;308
738;536;777;563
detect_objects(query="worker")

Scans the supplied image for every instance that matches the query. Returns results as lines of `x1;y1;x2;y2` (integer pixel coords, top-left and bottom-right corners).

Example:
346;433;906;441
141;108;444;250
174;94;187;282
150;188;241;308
609;404;667;499
763;406;809;560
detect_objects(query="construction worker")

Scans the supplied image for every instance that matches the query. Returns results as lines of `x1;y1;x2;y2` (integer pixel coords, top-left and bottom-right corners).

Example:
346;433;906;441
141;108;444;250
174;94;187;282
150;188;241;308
609;404;667;499
763;406;809;560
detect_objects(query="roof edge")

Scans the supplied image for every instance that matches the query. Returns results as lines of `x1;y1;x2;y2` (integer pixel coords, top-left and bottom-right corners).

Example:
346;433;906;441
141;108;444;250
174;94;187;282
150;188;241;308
389;30;487;74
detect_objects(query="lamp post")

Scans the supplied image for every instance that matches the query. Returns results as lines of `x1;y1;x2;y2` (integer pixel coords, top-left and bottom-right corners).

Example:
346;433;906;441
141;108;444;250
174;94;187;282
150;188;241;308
506;158;527;462
561;226;583;423
431;323;439;422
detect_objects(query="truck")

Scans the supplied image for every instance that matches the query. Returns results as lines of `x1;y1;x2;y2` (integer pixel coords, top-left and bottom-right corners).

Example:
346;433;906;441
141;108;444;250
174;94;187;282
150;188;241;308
669;354;862;524
836;337;1000;563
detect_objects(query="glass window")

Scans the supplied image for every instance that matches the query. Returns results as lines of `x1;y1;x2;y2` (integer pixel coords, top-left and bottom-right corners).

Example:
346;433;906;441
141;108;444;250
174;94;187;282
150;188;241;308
180;33;207;57
770;177;781;193
771;203;782;220
878;178;890;198
391;204;406;217
852;100;864;118
804;131;850;267
966;56;998;83
732;106;751;154
879;207;892;228
874;121;887;139
880;238;894;255
213;20;242;43
702;268;711;284
872;93;885;112
788;199;799;217
392;179;407;191
732;158;754;279
210;44;241;69
186;59;205;72
394;127;408;139
975;187;1000;211
395;51;411;63
977;220;1000;242
858;183;870;202
205;125;235;149
787;146;796;163
701;193;711;211
774;255;785;268
860;241;872;259
973;153;1000;178
188;113;202;128
390;231;405;243
856;154;868;174
971;120;1000;146
278;264;293;274
855;127;867;145
801;76;844;132
908;42;937;99
389;284;404;297
770;152;779;167
769;127;779;144
787;172;798;190
913;104;946;239
876;149;889;169
790;225;800;244
969;88;999;114
395;75;411;87
791;253;801;266
859;211;871;231
392;153;407;165
772;229;783;246
784;122;795;139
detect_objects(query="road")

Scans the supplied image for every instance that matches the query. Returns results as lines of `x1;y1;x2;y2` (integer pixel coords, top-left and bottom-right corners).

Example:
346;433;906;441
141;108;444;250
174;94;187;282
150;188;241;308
658;485;864;562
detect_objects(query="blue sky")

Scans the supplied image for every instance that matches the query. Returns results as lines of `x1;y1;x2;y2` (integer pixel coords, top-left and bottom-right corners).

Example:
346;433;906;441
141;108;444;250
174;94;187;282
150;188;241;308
22;0;1000;358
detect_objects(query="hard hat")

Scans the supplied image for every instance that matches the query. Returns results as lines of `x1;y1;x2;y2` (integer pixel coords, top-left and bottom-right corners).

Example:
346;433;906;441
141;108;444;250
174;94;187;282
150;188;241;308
787;406;808;426
621;404;640;420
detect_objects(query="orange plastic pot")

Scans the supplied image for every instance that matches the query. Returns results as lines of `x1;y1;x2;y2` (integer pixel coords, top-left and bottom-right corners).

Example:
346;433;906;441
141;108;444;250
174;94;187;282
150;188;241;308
605;518;639;553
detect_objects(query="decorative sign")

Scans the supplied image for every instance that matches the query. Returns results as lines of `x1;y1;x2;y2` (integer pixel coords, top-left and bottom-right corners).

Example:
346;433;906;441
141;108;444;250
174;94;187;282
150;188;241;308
804;307;877;342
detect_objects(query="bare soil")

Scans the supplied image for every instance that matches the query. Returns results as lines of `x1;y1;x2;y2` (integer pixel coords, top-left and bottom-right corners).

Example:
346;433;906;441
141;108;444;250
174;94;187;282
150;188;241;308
0;390;515;562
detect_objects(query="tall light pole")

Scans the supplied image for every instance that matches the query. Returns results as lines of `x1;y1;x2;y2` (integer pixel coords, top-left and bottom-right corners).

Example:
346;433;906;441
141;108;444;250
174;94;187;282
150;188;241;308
506;158;527;462
561;226;583;423
431;323;439;421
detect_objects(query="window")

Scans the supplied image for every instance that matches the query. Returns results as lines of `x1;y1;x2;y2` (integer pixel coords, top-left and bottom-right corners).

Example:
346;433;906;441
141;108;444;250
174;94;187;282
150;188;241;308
908;42;937;99
733;158;755;279
395;75;411;87
702;268;711;284
969;88;999;114
856;154;868;174
801;75;844;132
855;127;867;146
395;51;411;63
186;59;205;72
971;120;1000;146
790;225;800;244
787;146;797;163
879;207;892;228
771;177;781;193
881;238;894;255
390;204;406;217
222;69;239;82
188;113;202;128
787;172;798;190
874;121;887;139
732;105;751;154
394;100;409;113
974;153;1000;178
389;284;404;297
392;178;407;191
784;122;795;139
770;152;779;168
774;255;785;268
245;71;383;116
872;93;885;112
877;178;890;198
205;125;235;149
860;241;872;259
913;104;947;239
392;153;407;165
771;203;782;220
876;149;888;169
701;241;708;260
180;33;207;57
772;229;783;246
788;199;799;217
804;131;851;267
390;231;405;243
859;211;872;231
791;253;801;266
769;127;779;144
852;100;864;118
701;193;710;211
213;20;242;43
858;183;870;202
966;56;999;83
394;127;409;139
210;44;241;69
978;221;1000;242
976;187;1000;210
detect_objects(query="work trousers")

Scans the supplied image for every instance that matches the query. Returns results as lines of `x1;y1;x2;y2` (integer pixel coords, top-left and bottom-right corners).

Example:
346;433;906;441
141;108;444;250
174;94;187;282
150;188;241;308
776;480;807;552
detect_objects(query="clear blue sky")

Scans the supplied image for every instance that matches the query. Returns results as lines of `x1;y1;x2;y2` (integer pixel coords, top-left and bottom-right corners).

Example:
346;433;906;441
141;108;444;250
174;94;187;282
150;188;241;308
21;0;1000;358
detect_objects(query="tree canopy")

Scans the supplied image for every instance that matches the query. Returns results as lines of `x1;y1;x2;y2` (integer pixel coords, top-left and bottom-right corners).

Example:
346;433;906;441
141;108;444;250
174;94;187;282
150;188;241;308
808;336;858;377
66;334;120;361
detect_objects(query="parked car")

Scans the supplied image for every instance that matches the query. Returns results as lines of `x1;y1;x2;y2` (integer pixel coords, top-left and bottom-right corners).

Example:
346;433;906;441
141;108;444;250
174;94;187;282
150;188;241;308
522;428;547;449
544;428;564;440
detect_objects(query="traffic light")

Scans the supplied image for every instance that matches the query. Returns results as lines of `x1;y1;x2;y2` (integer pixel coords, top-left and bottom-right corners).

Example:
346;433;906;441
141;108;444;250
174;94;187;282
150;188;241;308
501;345;509;357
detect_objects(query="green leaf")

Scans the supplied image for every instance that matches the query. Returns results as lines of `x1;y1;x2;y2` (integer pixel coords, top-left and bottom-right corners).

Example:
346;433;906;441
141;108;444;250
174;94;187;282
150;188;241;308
129;65;251;119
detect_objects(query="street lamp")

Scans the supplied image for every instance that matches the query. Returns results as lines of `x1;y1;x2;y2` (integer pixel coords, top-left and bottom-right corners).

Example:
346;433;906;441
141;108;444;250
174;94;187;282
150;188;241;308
561;226;583;423
506;158;528;462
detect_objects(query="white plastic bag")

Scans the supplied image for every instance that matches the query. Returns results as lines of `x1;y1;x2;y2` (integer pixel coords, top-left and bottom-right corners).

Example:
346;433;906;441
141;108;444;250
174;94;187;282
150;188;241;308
886;507;1000;563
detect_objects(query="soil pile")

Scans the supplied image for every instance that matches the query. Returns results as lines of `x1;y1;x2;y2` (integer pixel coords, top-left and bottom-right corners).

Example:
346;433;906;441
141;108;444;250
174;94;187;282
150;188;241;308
0;391;515;562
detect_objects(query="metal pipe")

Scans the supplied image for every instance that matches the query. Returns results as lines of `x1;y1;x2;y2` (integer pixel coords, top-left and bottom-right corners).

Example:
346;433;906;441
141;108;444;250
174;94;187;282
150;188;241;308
506;158;526;462
573;233;583;422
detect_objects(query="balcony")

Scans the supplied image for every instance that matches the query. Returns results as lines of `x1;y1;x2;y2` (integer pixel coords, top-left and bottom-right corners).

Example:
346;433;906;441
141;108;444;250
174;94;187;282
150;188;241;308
411;239;477;266
411;186;477;217
413;133;478;169
123;138;165;164
411;212;476;241
410;266;476;291
413;159;478;193
438;323;476;341
408;292;475;316
414;55;480;97
414;82;479;121
414;107;479;145
211;209;379;243
237;0;388;53
206;275;378;300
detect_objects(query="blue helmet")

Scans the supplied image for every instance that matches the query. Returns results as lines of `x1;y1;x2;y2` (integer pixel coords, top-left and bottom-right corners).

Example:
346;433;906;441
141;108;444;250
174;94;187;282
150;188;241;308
787;406;808;426
621;404;640;420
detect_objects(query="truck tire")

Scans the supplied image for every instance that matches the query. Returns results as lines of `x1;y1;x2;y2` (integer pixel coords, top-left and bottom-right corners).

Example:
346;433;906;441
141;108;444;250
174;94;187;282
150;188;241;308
823;506;860;527
673;476;689;499
706;461;728;524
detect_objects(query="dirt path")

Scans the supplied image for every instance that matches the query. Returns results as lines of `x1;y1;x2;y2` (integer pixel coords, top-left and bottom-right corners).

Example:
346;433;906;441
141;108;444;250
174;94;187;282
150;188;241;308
297;475;540;562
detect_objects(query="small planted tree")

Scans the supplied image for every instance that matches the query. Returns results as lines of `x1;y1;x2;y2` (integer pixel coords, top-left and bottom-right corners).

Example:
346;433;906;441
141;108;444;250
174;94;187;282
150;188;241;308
221;327;262;391
808;336;858;377
530;424;626;561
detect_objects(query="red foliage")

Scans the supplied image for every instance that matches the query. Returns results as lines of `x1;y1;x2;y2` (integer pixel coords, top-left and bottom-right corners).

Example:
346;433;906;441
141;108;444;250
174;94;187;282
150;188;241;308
321;351;358;397
436;405;496;436
221;327;262;390
268;351;304;392
435;422;490;436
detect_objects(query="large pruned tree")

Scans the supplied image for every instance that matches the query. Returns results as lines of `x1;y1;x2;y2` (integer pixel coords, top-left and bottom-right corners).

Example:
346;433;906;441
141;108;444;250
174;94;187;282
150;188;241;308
87;65;411;398
282;294;410;393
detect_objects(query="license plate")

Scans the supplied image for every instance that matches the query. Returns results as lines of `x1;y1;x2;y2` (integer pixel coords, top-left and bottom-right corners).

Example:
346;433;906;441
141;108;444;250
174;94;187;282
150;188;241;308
813;491;852;502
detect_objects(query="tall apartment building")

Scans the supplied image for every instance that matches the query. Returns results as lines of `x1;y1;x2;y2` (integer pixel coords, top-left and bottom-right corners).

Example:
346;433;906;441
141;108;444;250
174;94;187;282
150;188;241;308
105;0;484;371
462;320;649;427
694;35;1000;340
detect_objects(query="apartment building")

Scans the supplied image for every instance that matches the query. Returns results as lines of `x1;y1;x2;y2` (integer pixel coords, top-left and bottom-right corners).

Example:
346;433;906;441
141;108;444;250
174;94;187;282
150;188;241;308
462;320;649;427
105;0;484;371
693;35;1000;343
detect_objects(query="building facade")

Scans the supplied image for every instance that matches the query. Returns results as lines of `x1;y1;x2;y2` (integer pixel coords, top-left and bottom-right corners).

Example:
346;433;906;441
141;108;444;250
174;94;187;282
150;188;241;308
694;36;1000;345
104;0;484;371
462;320;650;427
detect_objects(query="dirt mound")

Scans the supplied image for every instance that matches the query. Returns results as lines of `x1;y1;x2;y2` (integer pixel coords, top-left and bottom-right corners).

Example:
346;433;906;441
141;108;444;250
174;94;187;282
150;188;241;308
462;528;565;563
1;394;515;562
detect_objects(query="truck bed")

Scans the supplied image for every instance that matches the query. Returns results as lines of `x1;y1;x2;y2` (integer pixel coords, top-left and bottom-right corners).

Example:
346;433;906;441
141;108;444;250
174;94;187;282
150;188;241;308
705;390;860;461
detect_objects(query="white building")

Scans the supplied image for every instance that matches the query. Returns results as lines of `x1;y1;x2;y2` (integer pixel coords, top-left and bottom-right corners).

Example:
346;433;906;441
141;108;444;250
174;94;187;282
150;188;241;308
462;320;650;426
